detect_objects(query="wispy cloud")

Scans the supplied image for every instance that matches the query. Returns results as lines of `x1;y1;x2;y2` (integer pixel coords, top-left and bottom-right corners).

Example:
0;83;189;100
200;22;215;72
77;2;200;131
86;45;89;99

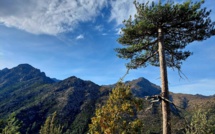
109;0;135;25
102;33;107;36
76;34;84;40
0;0;107;35
95;25;104;32
0;0;214;36
109;0;156;25
170;79;215;96
116;28;122;35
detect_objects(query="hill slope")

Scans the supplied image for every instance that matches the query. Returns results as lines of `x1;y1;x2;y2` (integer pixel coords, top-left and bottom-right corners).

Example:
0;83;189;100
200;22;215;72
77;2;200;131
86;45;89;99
0;64;214;133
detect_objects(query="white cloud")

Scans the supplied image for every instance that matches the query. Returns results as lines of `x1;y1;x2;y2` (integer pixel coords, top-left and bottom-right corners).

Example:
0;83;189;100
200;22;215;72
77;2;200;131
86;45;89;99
170;79;215;96
1;0;213;36
109;0;215;27
109;0;157;25
0;0;107;35
102;33;107;36
109;0;135;25
76;34;84;40
95;25;104;31
116;28;123;35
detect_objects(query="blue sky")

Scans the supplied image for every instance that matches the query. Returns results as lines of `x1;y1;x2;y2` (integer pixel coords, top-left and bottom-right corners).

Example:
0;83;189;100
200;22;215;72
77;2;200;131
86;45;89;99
0;0;215;96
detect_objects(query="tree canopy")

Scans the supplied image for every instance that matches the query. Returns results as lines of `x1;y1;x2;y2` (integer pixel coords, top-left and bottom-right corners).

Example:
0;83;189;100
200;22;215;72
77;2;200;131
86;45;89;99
116;0;215;70
89;83;144;134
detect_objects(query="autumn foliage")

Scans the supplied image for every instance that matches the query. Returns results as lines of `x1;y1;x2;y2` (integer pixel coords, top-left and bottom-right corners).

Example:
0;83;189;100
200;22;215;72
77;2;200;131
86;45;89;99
89;83;144;134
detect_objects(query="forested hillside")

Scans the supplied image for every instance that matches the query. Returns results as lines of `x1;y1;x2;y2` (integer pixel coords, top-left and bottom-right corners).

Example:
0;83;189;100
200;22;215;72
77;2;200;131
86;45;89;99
0;64;214;133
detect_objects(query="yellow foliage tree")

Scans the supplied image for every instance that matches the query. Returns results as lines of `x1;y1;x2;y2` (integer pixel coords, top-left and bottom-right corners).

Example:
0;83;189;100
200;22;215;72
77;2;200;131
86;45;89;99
2;113;21;134
89;83;144;134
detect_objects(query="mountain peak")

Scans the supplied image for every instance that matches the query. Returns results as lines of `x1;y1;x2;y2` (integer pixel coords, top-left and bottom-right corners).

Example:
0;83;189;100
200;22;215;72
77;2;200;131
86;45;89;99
133;77;150;83
17;63;33;67
13;64;46;77
127;77;161;97
0;68;9;74
16;63;35;70
1;68;9;71
0;64;55;87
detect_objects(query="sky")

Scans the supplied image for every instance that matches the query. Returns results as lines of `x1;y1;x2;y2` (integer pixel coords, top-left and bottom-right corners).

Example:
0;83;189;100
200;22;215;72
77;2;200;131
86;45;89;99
0;0;215;96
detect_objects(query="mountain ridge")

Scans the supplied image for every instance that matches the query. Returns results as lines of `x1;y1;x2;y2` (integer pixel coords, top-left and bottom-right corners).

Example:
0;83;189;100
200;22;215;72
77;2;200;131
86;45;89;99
0;64;214;133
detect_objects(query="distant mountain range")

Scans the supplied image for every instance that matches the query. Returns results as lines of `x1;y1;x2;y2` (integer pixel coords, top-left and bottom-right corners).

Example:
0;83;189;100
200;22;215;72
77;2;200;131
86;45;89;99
0;64;214;133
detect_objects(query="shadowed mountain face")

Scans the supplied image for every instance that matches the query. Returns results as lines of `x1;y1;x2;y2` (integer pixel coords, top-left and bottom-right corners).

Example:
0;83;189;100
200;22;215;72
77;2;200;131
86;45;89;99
0;64;102;133
0;64;54;87
0;64;55;117
0;64;101;133
126;77;161;97
14;76;101;133
0;64;214;133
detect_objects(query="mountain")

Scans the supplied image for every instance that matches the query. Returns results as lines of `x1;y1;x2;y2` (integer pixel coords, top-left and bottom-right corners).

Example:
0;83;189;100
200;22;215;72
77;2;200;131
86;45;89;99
0;64;101;133
0;64;54;87
0;64;55;118
126;77;161;97
15;76;100;133
0;64;214;133
170;92;215;110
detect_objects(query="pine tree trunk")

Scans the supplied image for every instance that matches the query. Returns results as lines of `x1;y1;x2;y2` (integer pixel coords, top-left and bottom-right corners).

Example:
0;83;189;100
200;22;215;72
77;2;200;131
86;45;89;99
158;27;171;134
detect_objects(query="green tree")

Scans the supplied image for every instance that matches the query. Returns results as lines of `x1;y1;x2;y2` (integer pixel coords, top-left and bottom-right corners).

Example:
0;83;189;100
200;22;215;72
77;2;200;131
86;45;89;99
89;83;144;134
185;109;214;134
116;0;215;133
0;119;5;133
2;113;21;134
39;112;63;134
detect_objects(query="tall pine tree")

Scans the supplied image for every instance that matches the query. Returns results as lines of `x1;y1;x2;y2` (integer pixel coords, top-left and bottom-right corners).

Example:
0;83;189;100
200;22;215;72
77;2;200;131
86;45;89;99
116;0;215;133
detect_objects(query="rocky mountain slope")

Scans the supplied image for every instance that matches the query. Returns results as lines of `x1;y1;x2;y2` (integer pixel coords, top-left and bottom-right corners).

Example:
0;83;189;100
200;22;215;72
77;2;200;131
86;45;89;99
0;64;102;133
0;64;214;133
0;64;55;117
126;77;161;97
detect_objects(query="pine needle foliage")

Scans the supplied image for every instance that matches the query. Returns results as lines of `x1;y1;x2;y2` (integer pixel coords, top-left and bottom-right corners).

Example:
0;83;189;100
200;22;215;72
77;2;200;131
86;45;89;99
89;83;144;134
116;0;215;70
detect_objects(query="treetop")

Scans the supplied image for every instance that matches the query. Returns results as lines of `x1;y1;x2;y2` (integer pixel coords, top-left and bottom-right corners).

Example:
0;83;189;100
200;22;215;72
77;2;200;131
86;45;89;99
116;0;215;69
